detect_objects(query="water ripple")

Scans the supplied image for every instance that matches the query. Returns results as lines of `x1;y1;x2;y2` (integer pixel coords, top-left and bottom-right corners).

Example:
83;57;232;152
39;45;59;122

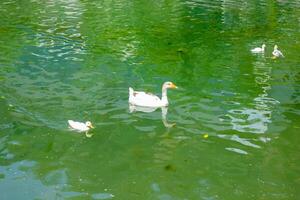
225;147;248;155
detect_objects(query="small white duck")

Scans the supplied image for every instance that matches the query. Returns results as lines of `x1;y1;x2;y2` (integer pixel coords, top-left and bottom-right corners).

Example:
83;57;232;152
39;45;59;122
129;82;177;107
68;120;94;132
251;44;266;53
272;45;284;58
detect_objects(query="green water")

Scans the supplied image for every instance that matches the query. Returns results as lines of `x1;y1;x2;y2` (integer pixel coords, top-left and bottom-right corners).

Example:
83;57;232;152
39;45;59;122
1;0;300;199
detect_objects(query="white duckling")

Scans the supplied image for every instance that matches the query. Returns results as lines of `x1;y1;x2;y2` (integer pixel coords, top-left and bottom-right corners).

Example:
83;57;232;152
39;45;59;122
68;120;94;132
129;81;177;107
272;45;284;58
251;44;266;53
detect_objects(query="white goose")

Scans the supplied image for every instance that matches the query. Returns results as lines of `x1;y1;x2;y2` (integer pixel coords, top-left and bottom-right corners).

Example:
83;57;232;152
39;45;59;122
251;44;266;53
272;45;284;58
68;120;94;132
129;82;177;107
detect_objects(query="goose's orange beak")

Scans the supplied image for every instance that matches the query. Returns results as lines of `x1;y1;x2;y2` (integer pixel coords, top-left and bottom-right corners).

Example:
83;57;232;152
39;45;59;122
171;83;178;89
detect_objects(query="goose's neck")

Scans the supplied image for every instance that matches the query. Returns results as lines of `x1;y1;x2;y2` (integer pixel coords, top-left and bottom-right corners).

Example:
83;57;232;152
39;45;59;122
161;87;168;105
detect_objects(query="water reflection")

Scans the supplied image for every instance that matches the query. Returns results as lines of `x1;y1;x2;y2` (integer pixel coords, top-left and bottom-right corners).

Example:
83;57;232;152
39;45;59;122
0;159;114;199
227;58;279;134
33;0;86;62
129;105;175;128
0;160;68;199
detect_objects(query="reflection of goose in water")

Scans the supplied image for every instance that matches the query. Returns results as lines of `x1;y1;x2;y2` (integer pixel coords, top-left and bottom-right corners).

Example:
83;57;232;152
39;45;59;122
129;105;175;128
129;104;182;166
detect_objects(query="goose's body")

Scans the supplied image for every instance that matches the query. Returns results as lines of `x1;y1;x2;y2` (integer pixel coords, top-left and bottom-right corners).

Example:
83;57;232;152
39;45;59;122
129;82;177;108
272;45;284;58
68;120;94;132
251;44;266;53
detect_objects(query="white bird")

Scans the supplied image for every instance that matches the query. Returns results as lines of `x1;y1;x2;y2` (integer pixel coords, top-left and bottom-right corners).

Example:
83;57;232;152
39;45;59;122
129;81;178;107
68;120;94;132
251;44;266;53
272;45;284;58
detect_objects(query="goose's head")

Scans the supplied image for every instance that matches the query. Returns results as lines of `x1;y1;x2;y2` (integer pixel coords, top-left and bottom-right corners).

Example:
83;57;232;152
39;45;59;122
163;82;178;89
274;45;278;50
85;121;94;129
262;44;266;49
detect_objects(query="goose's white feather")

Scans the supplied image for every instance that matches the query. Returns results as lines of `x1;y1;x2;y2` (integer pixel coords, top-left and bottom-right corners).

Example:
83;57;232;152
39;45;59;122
129;88;163;107
128;82;177;108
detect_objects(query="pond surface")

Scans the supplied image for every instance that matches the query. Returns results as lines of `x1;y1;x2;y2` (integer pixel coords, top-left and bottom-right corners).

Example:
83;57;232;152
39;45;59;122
0;0;300;199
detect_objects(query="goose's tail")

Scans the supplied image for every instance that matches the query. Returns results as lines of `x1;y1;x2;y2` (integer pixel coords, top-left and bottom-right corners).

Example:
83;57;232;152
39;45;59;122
129;87;134;98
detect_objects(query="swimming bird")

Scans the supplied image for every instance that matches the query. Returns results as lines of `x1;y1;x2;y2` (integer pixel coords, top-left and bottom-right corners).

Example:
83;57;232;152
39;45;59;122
251;44;266;53
129;82;177;107
272;45;284;58
68;120;94;132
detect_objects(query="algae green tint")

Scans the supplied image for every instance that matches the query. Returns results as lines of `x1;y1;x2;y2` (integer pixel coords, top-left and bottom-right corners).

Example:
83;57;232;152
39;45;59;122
0;0;299;199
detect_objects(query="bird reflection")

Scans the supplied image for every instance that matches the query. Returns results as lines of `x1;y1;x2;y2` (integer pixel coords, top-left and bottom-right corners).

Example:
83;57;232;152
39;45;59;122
129;105;175;128
227;57;279;134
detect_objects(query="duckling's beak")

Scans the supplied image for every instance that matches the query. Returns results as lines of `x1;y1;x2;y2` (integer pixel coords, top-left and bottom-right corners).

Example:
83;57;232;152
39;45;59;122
89;124;94;129
171;83;178;89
